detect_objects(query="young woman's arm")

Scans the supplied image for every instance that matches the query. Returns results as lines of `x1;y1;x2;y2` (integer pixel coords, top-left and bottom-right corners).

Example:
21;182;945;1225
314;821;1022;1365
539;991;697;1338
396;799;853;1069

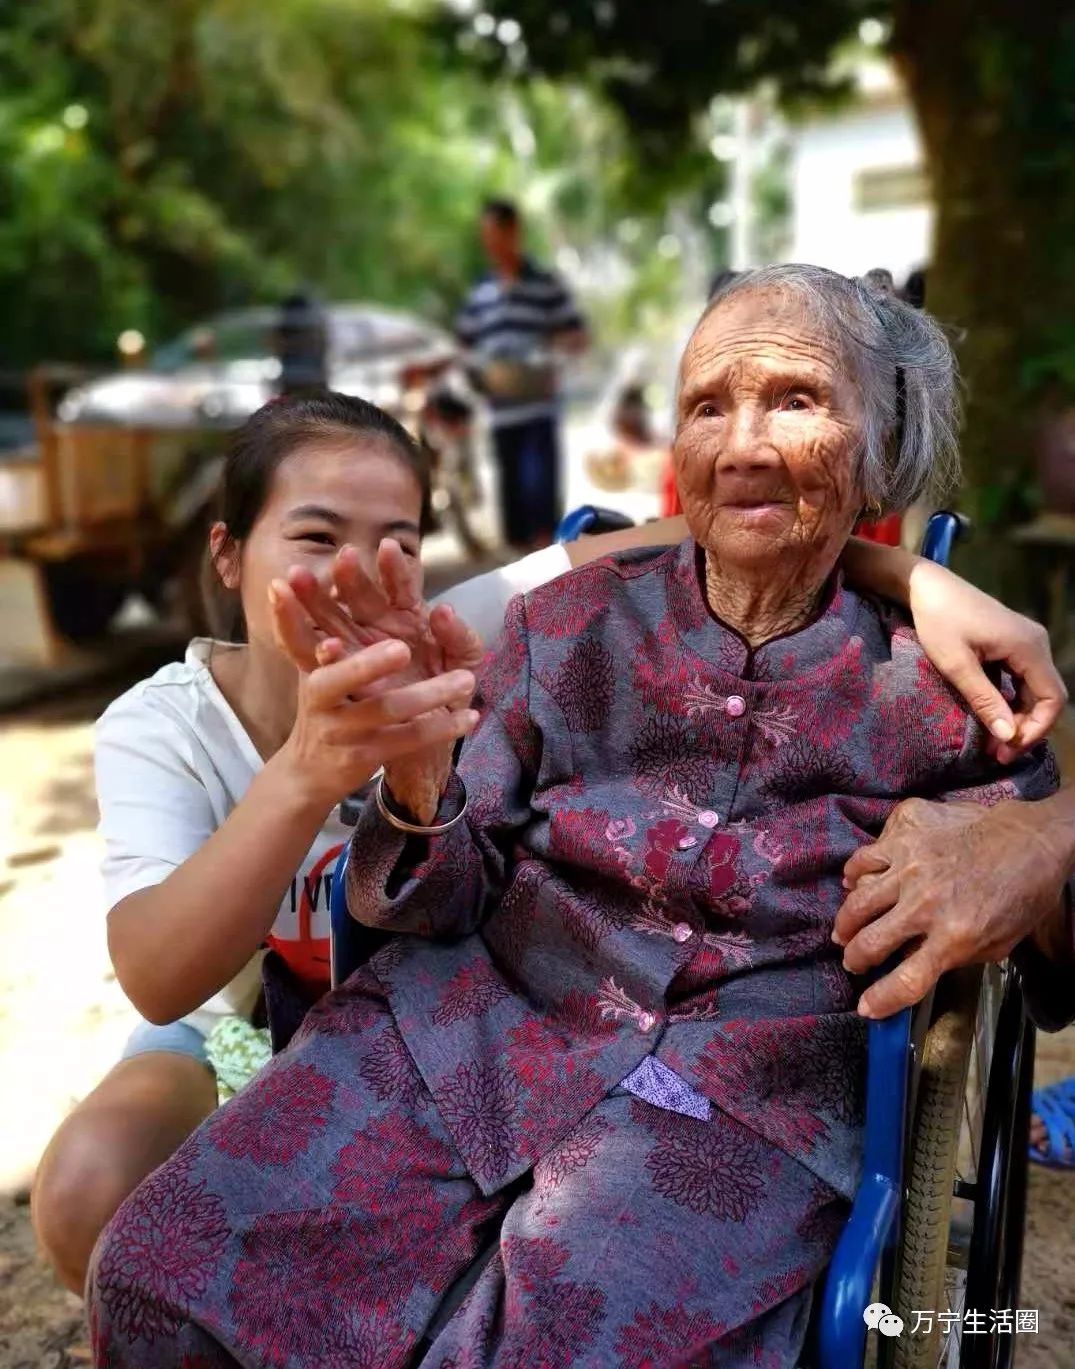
105;644;476;1024
343;595;538;940
840;538;1066;758
104;746;334;1025
563;516;687;566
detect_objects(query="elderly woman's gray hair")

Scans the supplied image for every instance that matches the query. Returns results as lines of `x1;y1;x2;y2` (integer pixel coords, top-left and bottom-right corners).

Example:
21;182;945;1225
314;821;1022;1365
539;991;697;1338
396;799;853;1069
704;264;960;512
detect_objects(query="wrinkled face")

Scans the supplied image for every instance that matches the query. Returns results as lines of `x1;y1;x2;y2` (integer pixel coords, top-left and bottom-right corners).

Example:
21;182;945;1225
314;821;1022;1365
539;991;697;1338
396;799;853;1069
213;440;423;652
674;289;866;571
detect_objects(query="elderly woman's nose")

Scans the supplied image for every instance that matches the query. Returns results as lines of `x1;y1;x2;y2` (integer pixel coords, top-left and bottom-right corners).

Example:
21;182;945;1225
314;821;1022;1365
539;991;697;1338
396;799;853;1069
717;406;781;472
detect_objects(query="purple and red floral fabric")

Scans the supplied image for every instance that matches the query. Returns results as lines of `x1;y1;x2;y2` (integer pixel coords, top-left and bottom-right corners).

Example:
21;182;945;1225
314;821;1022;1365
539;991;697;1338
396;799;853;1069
346;538;1059;1201
90;969;848;1367
88;539;1066;1368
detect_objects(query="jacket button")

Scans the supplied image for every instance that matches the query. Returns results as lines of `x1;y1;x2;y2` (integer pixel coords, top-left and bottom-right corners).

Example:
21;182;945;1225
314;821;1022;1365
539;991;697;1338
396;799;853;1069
637;1011;656;1033
672;922;693;944
725;694;747;718
677;835;698;850
697;809;720;827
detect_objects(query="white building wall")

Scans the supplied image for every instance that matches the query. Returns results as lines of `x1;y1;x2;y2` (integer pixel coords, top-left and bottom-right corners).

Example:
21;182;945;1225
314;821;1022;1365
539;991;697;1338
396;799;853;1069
788;99;932;283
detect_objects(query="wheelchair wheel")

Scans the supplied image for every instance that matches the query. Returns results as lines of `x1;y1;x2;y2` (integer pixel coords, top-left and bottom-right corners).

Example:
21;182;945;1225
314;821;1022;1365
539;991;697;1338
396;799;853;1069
887;964;1001;1369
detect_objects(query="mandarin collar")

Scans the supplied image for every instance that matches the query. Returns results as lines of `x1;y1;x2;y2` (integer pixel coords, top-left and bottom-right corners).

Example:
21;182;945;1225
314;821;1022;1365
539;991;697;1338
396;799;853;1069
663;537;865;682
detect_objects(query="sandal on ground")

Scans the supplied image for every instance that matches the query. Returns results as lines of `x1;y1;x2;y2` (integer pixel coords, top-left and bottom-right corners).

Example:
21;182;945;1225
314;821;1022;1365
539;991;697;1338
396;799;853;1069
1029;1076;1075;1169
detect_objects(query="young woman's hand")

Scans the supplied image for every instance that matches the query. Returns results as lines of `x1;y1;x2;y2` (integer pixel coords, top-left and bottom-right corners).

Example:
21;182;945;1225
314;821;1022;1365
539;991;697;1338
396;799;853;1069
271;539;484;678
908;559;1067;763
270;541;485;820
274;636;478;816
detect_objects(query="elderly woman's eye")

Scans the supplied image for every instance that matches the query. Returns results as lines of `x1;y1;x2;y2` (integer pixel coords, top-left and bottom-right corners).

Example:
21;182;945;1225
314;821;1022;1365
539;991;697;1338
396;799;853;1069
696;401;722;419
780;393;813;413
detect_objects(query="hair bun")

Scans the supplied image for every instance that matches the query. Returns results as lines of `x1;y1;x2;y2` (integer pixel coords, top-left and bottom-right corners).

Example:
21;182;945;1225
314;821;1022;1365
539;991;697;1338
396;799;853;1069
860;268;897;297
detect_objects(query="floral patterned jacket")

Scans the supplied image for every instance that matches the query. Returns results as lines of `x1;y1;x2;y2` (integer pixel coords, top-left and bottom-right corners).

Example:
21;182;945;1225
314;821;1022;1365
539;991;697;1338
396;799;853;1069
346;539;1065;1200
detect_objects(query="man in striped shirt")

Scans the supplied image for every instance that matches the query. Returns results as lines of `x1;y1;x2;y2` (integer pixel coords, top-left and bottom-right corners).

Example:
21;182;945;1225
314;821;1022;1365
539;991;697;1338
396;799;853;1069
456;198;588;550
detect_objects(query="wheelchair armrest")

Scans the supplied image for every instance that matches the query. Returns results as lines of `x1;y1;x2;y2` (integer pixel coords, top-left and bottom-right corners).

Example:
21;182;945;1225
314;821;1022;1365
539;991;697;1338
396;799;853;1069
328;841;369;989
330;844;351;990
816;1006;912;1369
328;842;405;988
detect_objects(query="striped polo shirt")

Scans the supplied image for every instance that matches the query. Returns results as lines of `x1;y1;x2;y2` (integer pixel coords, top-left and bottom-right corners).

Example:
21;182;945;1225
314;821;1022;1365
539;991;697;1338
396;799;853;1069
455;258;585;428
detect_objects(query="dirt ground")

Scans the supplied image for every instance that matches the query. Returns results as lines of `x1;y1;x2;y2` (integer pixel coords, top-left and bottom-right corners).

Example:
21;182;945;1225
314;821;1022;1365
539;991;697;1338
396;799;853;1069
0;664;1073;1367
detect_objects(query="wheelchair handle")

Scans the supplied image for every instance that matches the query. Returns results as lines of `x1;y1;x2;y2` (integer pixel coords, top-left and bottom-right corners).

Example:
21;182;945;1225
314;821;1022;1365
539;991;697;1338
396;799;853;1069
554;504;637;543
919;509;970;567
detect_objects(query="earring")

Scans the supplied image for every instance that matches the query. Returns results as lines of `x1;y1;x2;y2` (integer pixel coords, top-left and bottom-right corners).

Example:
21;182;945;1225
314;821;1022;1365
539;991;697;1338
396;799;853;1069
864;498;882;519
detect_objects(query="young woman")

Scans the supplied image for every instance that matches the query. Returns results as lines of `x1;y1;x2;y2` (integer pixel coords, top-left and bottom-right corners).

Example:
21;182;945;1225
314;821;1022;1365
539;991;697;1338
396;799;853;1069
31;391;1063;1295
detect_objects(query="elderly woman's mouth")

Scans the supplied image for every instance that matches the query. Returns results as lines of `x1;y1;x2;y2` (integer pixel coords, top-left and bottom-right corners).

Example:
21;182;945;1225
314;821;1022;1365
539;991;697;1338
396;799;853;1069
720;499;794;524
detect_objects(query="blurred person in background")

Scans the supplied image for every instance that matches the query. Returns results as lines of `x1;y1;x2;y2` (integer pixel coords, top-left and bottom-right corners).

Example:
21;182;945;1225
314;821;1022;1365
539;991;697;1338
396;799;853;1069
585;383;671;501
272;290;329;398
456;198;588;551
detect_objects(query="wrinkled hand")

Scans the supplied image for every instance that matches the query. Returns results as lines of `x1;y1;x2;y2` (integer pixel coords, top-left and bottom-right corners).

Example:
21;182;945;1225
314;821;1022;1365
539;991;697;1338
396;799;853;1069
274;639;478;815
270;540;484;822
833;797;1070;1019
909;559;1067;762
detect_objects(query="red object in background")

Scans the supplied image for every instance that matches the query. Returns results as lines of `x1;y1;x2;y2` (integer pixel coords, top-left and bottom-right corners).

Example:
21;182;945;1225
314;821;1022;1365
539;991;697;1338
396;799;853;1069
660;458;681;517
854;513;902;546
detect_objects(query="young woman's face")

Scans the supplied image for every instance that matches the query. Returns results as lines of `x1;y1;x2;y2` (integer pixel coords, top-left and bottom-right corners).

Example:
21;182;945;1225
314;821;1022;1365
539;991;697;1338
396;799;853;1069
216;439;424;653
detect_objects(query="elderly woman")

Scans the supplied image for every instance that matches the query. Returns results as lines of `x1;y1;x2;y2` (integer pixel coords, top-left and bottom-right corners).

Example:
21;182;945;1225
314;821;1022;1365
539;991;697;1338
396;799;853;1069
88;267;1073;1369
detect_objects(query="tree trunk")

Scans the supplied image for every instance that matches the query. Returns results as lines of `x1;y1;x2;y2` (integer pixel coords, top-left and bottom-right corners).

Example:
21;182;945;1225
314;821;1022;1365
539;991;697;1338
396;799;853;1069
891;0;1075;601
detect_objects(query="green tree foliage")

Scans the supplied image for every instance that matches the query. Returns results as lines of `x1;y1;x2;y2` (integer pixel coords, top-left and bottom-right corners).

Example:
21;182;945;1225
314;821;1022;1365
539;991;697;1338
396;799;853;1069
456;0;1075;551
441;1;871;148
0;0;711;367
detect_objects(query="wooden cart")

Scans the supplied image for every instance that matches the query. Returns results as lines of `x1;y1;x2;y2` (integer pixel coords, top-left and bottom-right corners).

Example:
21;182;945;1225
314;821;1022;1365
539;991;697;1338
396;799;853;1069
0;368;221;664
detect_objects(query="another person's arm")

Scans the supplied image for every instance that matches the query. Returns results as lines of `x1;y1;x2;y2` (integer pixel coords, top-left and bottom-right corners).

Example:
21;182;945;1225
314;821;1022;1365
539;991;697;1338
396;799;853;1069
104;644;475;1025
841;537;1066;757
835;777;1075;1025
546;273;588;354
563;516;686;567
565;524;1065;754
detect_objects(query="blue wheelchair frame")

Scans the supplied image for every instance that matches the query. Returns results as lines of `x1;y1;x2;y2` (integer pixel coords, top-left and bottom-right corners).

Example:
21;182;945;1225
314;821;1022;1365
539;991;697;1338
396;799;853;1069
815;511;965;1365
328;509;1032;1369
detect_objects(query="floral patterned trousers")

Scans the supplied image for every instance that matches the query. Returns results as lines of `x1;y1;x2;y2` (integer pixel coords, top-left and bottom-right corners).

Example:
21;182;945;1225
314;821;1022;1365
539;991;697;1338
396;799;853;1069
89;970;846;1369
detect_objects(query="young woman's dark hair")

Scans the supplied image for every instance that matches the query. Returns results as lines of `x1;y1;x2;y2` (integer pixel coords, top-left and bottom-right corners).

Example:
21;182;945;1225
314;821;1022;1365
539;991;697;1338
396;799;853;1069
203;391;431;641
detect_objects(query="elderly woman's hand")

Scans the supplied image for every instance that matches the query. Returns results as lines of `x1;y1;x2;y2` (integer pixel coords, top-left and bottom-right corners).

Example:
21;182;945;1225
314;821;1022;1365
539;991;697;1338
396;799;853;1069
833;797;1071;1018
908;558;1067;762
271;639;479;817
271;539;485;680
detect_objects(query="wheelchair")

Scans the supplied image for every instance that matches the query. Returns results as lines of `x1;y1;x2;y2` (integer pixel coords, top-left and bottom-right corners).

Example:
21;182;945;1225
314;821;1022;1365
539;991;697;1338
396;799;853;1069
327;508;1033;1369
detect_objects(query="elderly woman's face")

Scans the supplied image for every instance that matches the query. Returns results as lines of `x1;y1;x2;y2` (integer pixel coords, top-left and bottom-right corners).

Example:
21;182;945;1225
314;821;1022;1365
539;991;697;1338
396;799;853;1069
674;290;866;568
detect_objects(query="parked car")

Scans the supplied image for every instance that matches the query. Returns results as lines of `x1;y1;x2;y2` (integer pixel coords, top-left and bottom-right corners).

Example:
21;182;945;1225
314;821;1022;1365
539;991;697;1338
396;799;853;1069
1;306;457;658
58;304;455;428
